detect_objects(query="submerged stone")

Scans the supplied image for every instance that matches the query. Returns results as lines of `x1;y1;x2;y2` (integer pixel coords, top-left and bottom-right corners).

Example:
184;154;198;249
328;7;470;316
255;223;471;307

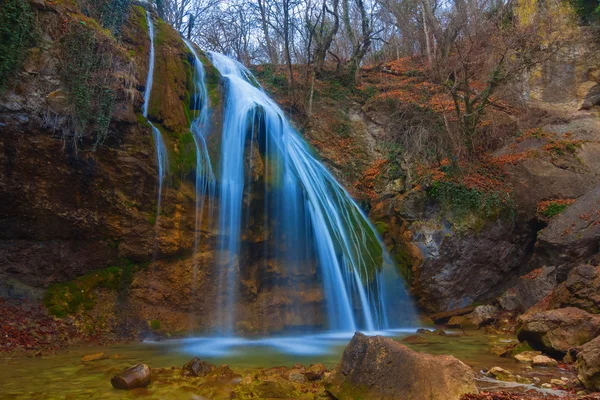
486;367;516;382
81;353;108;362
182;357;214;377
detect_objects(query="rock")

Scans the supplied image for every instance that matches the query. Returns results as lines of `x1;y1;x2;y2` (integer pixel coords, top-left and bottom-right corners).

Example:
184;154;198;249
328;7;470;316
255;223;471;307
471;305;499;326
514;351;542;363
326;332;478;400
206;365;241;381
430;307;475;323
578;82;600;110
498;288;519;311
550;378;566;387
506;158;595;219
541;383;552;389
411;217;533;313
516;375;532;384
534;185;600;276
576;336;600;391
81;353;108;362
111;364;151;390
287;371;306;383
486;367;516;382
303;363;326;381
182;357;214;377
518;307;600;357
515;267;557;312
532;355;558;367
402;335;430;344
45;90;71;114
447;316;465;327
546;264;600;314
461;305;499;329
30;0;48;10
244;378;298;398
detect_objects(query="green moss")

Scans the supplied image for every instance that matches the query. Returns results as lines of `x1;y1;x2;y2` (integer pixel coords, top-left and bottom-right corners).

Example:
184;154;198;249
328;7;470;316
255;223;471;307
428;180;514;221
173;131;197;175
541;202;569;217
44;260;141;317
149;319;161;330
505;341;534;357
394;242;413;284
136;112;150;128
375;221;389;235
129;5;148;34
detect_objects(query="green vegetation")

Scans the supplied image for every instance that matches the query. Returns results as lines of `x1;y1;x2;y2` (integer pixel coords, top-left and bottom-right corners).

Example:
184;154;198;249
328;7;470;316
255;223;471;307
44;260;146;317
60;21;116;150
394;243;413;284
569;0;600;24
541;202;570;217
149;319;161;330
174;132;198;175
77;0;132;35
252;64;287;90
0;0;36;90
428;180;513;220
375;221;389;235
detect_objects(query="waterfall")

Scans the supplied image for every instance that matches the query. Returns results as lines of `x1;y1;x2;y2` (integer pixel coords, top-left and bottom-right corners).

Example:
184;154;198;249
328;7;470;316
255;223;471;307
144;11;169;230
206;51;415;334
183;40;217;291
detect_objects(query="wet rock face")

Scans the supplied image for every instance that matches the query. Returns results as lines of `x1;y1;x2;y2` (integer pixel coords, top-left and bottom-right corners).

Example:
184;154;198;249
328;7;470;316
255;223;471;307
517;307;600;357
576;336;600;390
326;332;478;400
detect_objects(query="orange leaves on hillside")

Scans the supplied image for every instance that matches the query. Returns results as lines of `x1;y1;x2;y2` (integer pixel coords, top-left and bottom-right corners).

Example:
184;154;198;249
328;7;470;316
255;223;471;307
355;159;388;199
383;57;426;75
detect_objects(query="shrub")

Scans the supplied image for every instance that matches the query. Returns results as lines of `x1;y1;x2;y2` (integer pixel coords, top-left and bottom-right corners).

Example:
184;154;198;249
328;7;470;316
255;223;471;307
60;21;116;150
0;0;36;90
44;261;143;317
428;180;513;220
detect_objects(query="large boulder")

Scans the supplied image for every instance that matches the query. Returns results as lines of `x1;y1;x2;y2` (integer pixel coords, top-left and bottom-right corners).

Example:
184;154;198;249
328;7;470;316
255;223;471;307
461;305;499;329
577;336;600;390
326;333;478;400
533;185;600;278
515;266;557;311
517;307;600;357
545;264;600;314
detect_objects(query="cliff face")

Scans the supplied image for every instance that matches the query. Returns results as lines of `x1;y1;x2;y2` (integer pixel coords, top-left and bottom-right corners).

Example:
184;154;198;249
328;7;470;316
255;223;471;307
0;1;328;336
0;3;159;289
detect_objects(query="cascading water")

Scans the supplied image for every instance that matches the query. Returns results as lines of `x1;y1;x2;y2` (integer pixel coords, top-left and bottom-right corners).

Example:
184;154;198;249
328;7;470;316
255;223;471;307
206;51;415;334
183;40;217;286
144;11;169;226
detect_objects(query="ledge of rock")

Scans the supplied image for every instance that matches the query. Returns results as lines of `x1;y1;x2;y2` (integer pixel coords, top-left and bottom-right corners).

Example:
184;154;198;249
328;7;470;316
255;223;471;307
517;307;600;357
326;332;478;400
533;185;600;277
